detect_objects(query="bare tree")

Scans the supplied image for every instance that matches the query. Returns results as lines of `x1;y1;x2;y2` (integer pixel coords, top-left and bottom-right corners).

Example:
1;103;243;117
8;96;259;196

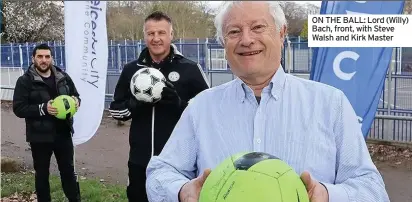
106;1;216;40
3;1;64;43
404;0;412;14
107;1;148;40
1;2;5;41
150;1;215;38
299;3;320;40
302;3;321;15
277;2;321;37
279;2;308;36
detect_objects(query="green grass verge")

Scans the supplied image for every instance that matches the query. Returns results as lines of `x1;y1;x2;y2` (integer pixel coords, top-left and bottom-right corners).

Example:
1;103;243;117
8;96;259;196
1;171;127;202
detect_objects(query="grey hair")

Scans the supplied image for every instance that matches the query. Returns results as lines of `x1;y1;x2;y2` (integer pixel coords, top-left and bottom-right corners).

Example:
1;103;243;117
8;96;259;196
214;1;287;46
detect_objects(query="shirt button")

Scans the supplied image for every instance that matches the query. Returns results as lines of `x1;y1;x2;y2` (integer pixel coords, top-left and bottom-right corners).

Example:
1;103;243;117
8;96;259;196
256;138;261;144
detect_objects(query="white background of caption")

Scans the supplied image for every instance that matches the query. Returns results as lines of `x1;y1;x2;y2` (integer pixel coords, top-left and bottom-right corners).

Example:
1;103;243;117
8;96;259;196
308;15;412;48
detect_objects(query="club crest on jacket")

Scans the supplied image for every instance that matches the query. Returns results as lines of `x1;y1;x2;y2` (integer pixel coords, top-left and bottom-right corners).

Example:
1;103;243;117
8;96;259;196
168;71;180;82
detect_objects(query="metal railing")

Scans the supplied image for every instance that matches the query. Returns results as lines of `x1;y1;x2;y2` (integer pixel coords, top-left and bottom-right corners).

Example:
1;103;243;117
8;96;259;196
1;39;411;143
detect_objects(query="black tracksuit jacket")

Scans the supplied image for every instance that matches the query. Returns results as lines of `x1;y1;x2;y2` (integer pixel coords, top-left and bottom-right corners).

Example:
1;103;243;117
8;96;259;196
109;45;210;166
13;64;81;143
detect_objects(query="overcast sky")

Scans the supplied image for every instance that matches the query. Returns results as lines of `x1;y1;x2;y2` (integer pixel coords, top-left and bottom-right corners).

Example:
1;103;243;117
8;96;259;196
206;1;322;10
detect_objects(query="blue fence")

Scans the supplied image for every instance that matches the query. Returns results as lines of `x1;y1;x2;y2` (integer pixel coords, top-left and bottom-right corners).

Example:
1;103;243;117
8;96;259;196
0;37;312;70
1;38;412;142
2;38;411;73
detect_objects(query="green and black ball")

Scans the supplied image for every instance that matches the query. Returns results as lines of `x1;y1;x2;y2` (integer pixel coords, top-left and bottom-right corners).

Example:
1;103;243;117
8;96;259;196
199;151;309;202
52;95;77;120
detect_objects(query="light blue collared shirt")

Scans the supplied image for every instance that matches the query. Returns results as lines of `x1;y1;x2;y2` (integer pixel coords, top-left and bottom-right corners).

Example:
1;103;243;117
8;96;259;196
146;67;389;202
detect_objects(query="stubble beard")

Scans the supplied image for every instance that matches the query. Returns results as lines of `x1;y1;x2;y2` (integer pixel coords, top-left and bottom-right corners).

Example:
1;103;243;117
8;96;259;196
34;63;52;73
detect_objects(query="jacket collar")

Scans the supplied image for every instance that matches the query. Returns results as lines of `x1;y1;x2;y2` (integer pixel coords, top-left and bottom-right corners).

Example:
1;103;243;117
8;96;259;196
137;43;183;67
27;64;65;82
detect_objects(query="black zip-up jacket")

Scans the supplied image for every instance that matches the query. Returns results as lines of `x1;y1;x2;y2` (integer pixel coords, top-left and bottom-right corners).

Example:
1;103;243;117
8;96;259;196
13;64;81;143
109;44;210;166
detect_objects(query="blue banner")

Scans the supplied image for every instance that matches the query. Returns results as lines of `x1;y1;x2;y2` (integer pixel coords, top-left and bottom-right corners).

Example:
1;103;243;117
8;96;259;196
310;1;405;138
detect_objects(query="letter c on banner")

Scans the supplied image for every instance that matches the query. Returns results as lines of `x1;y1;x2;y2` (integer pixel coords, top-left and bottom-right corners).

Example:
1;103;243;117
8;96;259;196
333;51;359;80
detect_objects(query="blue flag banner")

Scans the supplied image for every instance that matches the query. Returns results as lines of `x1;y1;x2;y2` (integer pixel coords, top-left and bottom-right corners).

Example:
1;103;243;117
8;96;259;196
310;1;405;138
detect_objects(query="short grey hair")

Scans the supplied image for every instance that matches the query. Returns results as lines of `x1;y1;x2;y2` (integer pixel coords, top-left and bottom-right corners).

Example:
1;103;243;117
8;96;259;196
214;1;287;45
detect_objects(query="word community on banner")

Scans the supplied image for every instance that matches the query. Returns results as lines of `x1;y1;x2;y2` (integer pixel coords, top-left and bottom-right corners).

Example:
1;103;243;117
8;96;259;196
64;1;109;146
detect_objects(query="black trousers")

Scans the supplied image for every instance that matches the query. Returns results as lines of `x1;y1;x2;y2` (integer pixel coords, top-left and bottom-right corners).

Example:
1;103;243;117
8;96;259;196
30;137;80;202
127;161;148;202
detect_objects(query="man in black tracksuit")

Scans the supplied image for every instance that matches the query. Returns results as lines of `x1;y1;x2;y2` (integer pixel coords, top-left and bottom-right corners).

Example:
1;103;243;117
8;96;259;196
13;44;81;202
108;11;210;202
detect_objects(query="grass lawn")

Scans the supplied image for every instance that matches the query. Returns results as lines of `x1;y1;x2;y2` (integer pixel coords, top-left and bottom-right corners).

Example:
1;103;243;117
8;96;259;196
1;171;127;202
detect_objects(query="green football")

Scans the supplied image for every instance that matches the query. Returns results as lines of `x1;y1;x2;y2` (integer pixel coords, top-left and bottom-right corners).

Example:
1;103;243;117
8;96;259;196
52;95;77;120
199;152;309;202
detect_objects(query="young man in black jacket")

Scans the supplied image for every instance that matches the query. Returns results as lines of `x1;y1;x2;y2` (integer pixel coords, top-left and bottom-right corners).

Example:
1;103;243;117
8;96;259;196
109;11;210;202
13;44;81;202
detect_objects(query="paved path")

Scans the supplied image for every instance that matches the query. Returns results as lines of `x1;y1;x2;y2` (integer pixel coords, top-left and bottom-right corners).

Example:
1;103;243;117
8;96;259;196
1;103;411;201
